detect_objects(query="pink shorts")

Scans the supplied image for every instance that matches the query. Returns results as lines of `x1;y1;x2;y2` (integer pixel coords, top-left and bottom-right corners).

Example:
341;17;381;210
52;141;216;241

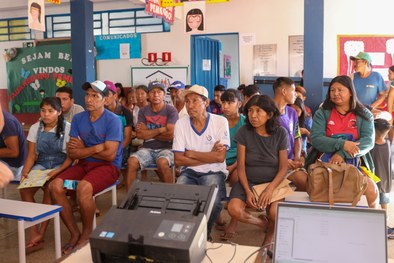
58;160;119;195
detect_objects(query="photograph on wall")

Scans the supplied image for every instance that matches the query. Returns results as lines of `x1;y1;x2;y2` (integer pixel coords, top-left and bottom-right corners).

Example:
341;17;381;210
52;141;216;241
28;0;46;31
184;2;206;33
253;44;277;76
289;35;304;77
338;35;394;80
224;55;231;79
6;44;72;113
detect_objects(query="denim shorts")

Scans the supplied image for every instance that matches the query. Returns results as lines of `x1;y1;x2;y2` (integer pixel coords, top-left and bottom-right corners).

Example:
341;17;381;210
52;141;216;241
130;148;174;170
380;192;391;205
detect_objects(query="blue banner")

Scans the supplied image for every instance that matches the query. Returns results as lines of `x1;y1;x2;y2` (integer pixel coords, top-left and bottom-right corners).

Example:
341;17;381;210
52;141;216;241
95;33;141;60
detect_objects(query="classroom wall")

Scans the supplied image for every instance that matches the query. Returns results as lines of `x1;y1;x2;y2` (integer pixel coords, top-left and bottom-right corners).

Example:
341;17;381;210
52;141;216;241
0;0;393;92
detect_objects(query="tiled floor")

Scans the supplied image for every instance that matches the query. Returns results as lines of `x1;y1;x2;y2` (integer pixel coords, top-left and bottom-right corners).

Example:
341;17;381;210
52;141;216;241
0;174;393;263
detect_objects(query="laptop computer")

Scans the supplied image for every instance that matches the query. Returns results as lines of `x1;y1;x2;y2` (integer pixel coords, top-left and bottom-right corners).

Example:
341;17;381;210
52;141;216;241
273;203;387;263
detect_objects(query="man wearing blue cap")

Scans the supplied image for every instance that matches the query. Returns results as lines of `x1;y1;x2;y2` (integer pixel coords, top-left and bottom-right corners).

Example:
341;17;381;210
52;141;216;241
350;52;387;108
168;80;188;119
126;81;178;188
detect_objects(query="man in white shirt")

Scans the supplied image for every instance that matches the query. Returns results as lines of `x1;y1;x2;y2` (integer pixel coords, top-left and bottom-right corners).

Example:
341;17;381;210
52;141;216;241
56;86;84;123
173;84;230;239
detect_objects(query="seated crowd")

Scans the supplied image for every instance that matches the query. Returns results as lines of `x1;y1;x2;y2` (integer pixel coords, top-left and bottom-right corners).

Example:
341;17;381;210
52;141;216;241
0;70;392;256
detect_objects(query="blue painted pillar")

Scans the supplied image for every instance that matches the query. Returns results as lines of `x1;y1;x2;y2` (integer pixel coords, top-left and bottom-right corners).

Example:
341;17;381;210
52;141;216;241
70;0;95;107
304;0;324;112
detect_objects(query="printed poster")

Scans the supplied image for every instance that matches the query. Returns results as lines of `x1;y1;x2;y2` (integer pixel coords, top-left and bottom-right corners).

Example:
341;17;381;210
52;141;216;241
28;0;46;31
253;44;277;76
289;35;304;77
184;2;206;33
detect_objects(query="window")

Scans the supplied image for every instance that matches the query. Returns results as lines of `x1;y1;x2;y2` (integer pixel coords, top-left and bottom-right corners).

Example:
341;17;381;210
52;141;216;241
45;8;170;39
0;18;33;42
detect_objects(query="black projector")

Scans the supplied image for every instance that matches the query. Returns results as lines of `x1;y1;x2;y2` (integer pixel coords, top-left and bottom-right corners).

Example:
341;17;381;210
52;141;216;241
90;181;218;263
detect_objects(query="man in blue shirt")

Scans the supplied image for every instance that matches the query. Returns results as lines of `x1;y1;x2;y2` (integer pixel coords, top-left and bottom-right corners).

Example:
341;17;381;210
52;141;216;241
350;52;387;108
49;80;123;254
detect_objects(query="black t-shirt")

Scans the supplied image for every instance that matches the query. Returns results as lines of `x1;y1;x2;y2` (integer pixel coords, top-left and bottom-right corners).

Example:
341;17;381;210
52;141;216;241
0;111;26;167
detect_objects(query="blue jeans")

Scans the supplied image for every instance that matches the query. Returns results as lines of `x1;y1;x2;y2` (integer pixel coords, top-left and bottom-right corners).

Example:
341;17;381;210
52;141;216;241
177;169;226;237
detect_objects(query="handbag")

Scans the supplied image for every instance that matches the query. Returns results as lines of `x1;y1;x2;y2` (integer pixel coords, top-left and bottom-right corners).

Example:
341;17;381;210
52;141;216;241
306;160;368;206
251;179;295;204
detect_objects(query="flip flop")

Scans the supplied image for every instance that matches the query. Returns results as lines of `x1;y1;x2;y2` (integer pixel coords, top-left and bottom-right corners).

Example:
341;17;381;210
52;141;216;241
26;240;44;254
220;232;236;241
62;243;76;256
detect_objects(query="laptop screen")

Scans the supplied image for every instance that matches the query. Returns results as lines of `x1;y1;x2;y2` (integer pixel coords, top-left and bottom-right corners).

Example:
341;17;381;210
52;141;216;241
274;203;387;263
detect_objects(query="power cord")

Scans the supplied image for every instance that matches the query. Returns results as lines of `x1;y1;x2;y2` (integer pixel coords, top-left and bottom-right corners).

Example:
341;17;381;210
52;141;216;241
205;242;224;263
243;242;274;263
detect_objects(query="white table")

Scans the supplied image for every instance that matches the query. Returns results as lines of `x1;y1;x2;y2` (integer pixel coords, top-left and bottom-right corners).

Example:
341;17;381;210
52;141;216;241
0;199;62;263
60;242;261;263
285;191;369;207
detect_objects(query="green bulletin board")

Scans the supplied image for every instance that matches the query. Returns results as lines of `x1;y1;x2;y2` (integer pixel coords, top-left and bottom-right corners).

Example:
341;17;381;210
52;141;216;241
6;44;72;113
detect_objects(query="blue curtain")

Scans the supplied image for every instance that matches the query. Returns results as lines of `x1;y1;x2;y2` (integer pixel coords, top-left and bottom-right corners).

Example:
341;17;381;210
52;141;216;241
191;37;220;100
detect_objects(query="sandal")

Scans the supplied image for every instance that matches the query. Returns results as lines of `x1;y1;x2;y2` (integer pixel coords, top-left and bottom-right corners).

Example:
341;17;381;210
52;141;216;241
220;232;236;241
62;243;76;256
26;240;44;254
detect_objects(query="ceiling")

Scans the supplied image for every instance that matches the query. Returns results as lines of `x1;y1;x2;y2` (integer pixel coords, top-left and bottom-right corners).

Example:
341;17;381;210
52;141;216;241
0;0;145;12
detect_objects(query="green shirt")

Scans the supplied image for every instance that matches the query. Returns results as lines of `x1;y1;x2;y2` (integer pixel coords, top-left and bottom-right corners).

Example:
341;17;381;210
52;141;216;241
226;114;245;166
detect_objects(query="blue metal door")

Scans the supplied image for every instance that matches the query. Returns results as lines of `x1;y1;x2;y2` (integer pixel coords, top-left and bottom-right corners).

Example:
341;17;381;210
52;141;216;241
190;36;220;100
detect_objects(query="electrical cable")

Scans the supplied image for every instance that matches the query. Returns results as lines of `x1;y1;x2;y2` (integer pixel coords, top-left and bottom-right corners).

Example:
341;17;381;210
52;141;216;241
243;242;274;263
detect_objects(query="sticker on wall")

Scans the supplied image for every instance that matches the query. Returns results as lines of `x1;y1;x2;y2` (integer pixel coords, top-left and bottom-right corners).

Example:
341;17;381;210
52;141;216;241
184;2;206;34
28;0;46;31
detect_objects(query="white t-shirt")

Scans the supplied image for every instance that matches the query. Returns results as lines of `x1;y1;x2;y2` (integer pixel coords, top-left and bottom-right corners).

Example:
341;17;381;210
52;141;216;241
173;113;230;175
27;121;71;153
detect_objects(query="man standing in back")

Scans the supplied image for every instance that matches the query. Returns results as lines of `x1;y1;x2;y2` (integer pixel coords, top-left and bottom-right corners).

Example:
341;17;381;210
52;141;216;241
350;52;387;108
55;86;84;123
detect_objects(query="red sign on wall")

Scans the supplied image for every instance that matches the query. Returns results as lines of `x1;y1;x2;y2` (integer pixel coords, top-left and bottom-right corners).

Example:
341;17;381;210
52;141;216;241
338;35;394;80
145;0;175;24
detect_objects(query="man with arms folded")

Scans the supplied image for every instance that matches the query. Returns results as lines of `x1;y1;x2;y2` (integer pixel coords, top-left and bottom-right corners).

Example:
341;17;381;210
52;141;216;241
49;80;122;254
173;85;230;240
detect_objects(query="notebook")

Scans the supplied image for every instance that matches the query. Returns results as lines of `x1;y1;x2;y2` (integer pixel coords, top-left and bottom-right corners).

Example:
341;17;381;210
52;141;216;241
273;203;387;263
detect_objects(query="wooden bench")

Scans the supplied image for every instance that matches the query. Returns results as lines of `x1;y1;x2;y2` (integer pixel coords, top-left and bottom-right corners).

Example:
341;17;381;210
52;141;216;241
0;199;62;263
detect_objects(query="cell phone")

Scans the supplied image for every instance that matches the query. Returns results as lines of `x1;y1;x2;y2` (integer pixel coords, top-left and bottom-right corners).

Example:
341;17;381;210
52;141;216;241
63;180;79;190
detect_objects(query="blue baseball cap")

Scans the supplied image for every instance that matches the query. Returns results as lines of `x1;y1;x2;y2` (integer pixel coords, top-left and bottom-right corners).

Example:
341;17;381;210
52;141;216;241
168;80;185;90
148;81;165;92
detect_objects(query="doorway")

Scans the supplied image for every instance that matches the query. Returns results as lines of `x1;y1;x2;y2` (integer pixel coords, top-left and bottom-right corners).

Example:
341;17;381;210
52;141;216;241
190;33;239;99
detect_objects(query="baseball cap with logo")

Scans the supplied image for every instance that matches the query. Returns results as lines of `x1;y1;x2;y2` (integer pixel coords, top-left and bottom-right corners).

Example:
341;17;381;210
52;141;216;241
350;52;372;65
82;80;109;96
104;80;117;94
182;84;209;99
148;81;165;92
168;80;185;90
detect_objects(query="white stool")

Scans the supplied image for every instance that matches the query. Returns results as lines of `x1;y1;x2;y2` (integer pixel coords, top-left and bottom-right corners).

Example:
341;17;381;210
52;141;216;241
92;181;118;229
